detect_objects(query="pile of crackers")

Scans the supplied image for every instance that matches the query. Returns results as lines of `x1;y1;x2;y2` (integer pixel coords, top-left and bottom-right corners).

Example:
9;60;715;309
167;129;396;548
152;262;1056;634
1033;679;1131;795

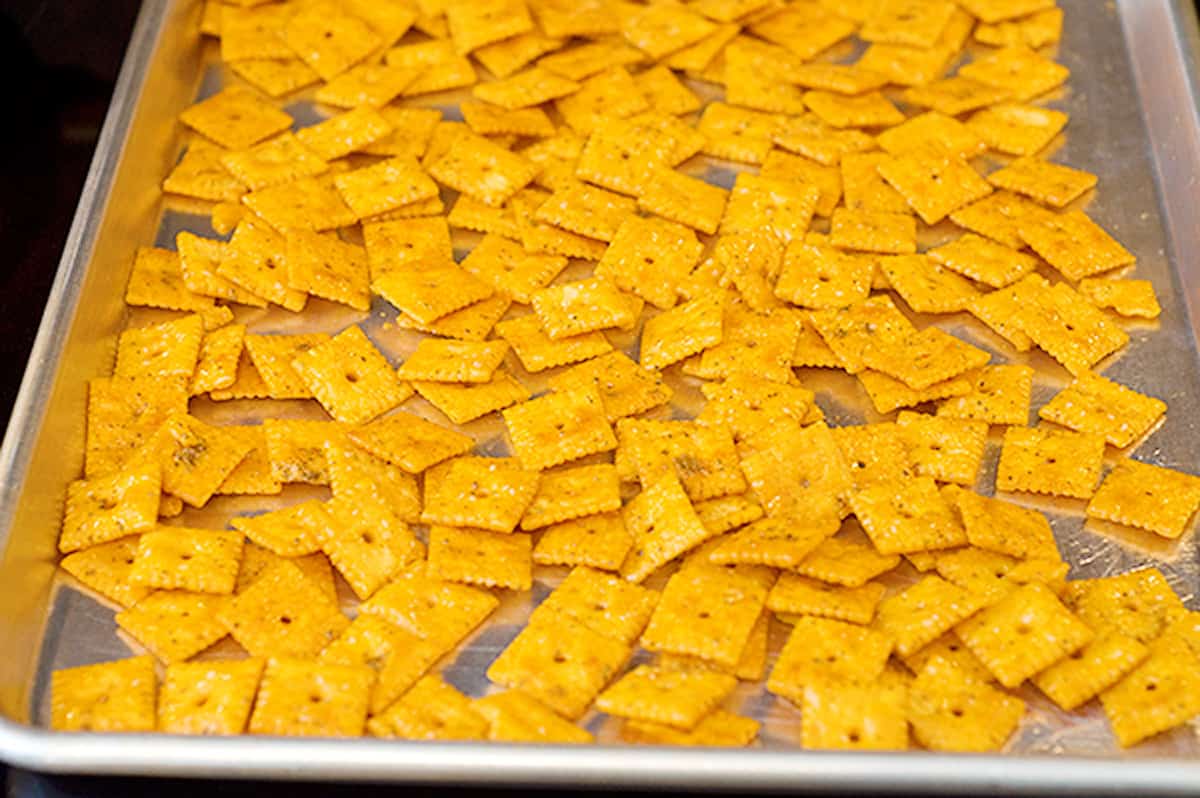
50;0;1200;754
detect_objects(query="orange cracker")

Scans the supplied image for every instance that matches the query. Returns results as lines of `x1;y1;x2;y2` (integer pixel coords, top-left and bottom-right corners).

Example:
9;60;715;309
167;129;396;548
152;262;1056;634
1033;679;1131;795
850;477;967;555
878;148;994;225
249;658;372;737
219;559;349;659
422;456;539;533
774;115;876;168
833;422;916;490
959;44;1068;102
373;257;494;325
618;471;715;583
347;411;473;474
595;216;702;309
620;3;717;59
1078;278;1162;320
220;132;328;192
362;216;452;280
697;102;782;165
639;293;724;370
495;313;613;372
967;103;1068;157
180;86;292;150
129;527;243;594
414;370;531;425
84;375;188;478
988;157;1097;209
59;459;160;554
1033;632;1149;712
50;656;157;732
427;525;532;591
775;239;873;310
767;616;892;702
460;234;567;303
877;111;986;159
792;536;901;588
282;1;381;80
244;333;330;399
533;511;634;572
284;231;370;311
1038;371;1166;448
1087;459;1200;539
263;418;344;485
955;489;1060;561
875;575;987;657
549;351;672;422
531;277;642;339
60;537;151;608
296;107;393;161
1013;280;1129;375
830;208;917;255
157;658;263;735
896;411;988;486
1018;210;1136;282
116;590;229;663
146;413;254;507
596;666;736;730
241;176;357;233
125;247;215;314
768;573;886;625
473;690;593;744
760;149;842;216
502;386;617;471
555;67;648;134
840;152;911;214
907;655;1025;752
177;232;268;307
996;425;1106;499
293;326;411;424
326;435;421;523
162;140;245;202
860;327;990;391
396;338;508;385
217;223;307;312
533;565;658;644
720;172;820;243
333;156;439;219
927;232;1038;289
949;190;1053;250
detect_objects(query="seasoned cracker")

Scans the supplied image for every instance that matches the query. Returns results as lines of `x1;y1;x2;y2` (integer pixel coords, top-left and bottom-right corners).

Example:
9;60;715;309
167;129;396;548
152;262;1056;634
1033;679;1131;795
767;616;892;702
250;658;372;737
59;460;161;554
792;536;901;588
147;413;254;507
180;86;292;150
284;230;370;311
996;425;1106;499
1018;210;1136;281
959;45;1069;102
851;477;967;555
347;411;473;474
619;471;714;583
1087;459;1200;539
1078;278;1162;320
896;411;988;486
51;656;157;732
495;313;613;372
158;658;264;735
129;527;243;594
878;148;994;225
876;575;987;657
968;103;1068;157
293;325;411;424
219;560;349;658
549;351;672;422
1038;371;1166;448
116;590;229;663
263;418;344;484
955;489;1060;561
596;666;736;730
373;257;494;325
907;656;1026;752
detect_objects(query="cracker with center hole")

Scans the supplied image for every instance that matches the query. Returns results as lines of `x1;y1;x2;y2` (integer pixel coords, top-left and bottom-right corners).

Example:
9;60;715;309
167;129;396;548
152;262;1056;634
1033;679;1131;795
749;5;857;59
767;616;892;702
768;574;886;625
50;656;157;732
421;456;540;533
315;64;421;109
533;566;658;645
709;510;840;570
1038;371;1166;448
263;419;345;485
358;567;498;651
850;477;967;555
487;610;630;719
808;295;914;374
878;148;994;225
244;333;330;399
368;675;488;740
220;559;349;658
235;545;336;602
414;370;531;425
495;313;613;372
618;418;747;501
1099;634;1200;748
147;414;254;507
460;234;568;302
447;0;532;53
471;65;579;111
531;278;642;339
1064;569;1187;644
333;156;438;219
555;68;648;134
427;525;532;591
59;460;160;554
549;351;673;422
1033;632;1149;712
396;338;509;385
296;107;393;161
640;293;724;370
775;239;873;310
596;666;736;730
968;103;1068;157
219;4;292;60
975;7;1063;48
792;537;901;588
319;615;443;714
362;216;452;280
833;423;916;490
861;327;990;391
533;511;634;571
841;152;911;214
830;208;917;255
689;304;800;384
927;232;1038;289
858;369;973;415
520;464;621;531
621;3;717;58
283;0;380;80
954;489;1060;561
177;232;268;307
535;182;638;245
60;537;150;608
956;583;1093;688
158;658;263;735
230;58;321;98
180;86;292;150
125;247;215;313
861;0;956;46
85;375;188;478
901;633;995;685
761;150;843;216
618;471;715;583
959;45;1068;102
638;64;700;114
503;386;617;471
293;326;412;424
116;590;229;663
774;115;876;167
903;76;1013;116
1017;280;1130;375
1087;459;1200;539
622;709;760;747
220;132;329;192
996;426;1105;499
877;112;986;159
876;575;987;659
738;420;853;518
801;679;908;751
988;157;1097;209
641;562;770;669
373;257;494;325
967;284;1036;353
932;546;1026;601
697;102;782;165
804;90;905;130
908;655;1025;752
896;411;988;486
475;29;565;79
709;231;786;312
395;294;511;342
576;115;678;194
637;167;728;236
242;176;358;233
950;189;1052;250
284;230;370;311
326;437;420;523
1018;210;1136;282
217;223;307;312
362;106;443;159
129;527;243;594
521;219;608;260
162;140;245;202
249;658;372;737
1078;278;1162;320
720;173;820;243
347;411;473;475
232;499;327;557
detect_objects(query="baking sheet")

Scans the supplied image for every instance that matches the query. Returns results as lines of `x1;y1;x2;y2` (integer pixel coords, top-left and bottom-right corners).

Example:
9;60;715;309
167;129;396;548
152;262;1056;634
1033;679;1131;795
4;0;1200;787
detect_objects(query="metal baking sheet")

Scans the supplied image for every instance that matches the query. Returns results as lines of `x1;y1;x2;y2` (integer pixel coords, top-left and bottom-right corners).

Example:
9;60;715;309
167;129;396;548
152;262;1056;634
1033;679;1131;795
2;0;1200;790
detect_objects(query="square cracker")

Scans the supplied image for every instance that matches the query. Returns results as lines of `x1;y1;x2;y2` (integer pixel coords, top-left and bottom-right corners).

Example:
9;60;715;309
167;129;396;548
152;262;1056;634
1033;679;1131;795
414;371;531;425
1012;280;1129;375
1087;459;1200;539
956;583;1092;688
422;456;540;533
333;156;439;219
428;129;538;206
830;208;916;255
878;148;994;225
162;140;246;202
902;76;1012;117
534;182;637;242
326;435;421;523
360;567;499;651
640;293;724;370
907;656;1025;752
1033;633;1148;712
996;426;1106;499
244;333;329;399
180;86;292;150
596;666;736;730
879;254;980;314
147;413;254;507
1078;278;1162;320
954;489;1060;561
125;247;215;314
373;257;494;325
1100;634;1200;748
949;190;1053;250
860;327;990;392
177;232;268;307
621;3;717;59
767;616;892;702
595;216;703;309
850;477;966;555
927;232;1038;289
841;152;911;214
791;536;901;588
720;172;820;243
285;231;370;311
521;464;621;531
220;132;328;192
315;63;421;110
487;611;629;719
875;575;988;657
347;411;473;474
231;499;326;557
158;659;264;735
427;525;532;591
116;590;229;663
1018;210;1135;282
896;411;988;486
532;512;634;572
1038;371;1166;448
548;351;673;422
987;157;1097;209
51;656;157;732
129;527;243;594
292;325;411;424
775;239;873;310
502;386;617;471
320;496;424;599
473;690;593;744
263;419;344;485
60;538;151;608
877;111;986;159
282;1;381;80
532;565;658;644
619;471;715;583
219;560;350;659
59;460;160;553
85;375;188;478
967;103;1068;157
638;168;728;236
531;278;642;339
958;45;1068;102
249;659;373;737
397;338;509;384
800;679;908;751
767;574;886;625
803;90;905;129
296;107;393;161
242;176;357;233
368;675;488;740
362;216;452;280
218;223;307;312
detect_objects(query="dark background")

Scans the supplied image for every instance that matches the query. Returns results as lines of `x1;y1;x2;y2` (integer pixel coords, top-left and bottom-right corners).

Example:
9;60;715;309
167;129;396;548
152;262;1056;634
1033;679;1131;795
0;0;1196;796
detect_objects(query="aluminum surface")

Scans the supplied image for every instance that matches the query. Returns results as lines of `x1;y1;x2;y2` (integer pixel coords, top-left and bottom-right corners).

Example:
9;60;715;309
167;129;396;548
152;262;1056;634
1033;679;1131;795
1;0;1200;789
